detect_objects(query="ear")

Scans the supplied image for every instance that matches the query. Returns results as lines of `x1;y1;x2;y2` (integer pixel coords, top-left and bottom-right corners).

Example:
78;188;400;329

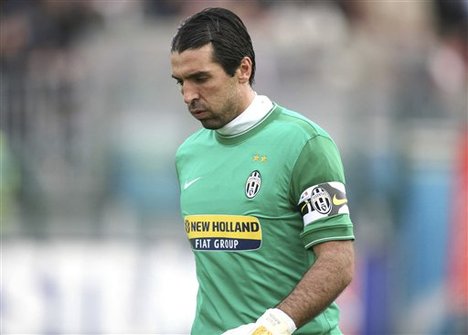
237;57;252;84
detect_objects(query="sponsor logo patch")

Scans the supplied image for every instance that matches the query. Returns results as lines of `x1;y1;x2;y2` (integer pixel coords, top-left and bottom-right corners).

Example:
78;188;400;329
184;214;262;251
298;182;349;226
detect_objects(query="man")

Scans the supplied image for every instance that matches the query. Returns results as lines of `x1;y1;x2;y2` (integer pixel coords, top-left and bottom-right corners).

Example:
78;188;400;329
171;7;355;335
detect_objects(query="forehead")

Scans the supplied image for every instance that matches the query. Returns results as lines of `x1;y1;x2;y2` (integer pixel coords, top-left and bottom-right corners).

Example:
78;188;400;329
171;44;220;77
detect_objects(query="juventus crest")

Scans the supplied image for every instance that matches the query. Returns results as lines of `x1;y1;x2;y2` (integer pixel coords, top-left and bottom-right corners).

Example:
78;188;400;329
245;170;261;199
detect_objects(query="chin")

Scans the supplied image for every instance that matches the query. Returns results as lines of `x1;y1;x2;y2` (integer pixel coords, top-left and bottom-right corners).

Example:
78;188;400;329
200;120;223;130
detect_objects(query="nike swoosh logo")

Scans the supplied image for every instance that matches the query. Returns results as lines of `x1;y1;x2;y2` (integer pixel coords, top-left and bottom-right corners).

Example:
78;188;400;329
183;177;202;190
332;194;348;206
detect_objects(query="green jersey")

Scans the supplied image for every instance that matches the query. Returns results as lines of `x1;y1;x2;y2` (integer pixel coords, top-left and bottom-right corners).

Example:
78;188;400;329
176;103;354;335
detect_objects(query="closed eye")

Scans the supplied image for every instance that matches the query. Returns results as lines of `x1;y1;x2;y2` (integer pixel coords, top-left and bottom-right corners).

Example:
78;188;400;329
172;71;211;87
172;75;183;86
193;75;209;84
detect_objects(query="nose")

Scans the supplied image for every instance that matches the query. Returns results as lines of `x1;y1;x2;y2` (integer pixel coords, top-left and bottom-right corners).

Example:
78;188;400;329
182;82;199;105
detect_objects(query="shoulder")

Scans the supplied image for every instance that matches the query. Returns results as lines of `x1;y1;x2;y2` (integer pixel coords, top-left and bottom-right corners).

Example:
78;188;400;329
271;104;332;141
177;128;208;150
175;128;213;161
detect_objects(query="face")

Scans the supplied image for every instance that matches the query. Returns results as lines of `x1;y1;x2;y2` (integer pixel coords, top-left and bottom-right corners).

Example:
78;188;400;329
171;44;248;129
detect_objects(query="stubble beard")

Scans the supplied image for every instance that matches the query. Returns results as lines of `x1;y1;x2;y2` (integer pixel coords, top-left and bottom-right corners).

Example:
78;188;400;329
197;95;241;130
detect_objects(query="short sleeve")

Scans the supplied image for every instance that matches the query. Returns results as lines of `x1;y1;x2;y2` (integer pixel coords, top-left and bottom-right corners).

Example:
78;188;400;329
290;135;354;248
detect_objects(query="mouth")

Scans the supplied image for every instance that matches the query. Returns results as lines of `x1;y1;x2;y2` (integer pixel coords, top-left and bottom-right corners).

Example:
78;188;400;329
190;109;209;120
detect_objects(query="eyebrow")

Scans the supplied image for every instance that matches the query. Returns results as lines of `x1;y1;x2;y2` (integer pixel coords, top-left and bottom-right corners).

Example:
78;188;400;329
172;71;211;81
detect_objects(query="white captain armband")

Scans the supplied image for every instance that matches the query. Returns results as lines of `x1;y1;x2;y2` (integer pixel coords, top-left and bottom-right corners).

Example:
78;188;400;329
297;181;349;227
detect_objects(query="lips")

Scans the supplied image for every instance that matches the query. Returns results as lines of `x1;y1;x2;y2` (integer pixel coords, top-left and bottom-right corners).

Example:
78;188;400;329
190;109;208;120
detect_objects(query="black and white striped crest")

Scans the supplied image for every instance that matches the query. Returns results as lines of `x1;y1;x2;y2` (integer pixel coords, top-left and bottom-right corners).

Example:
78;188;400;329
245;170;261;199
311;187;332;214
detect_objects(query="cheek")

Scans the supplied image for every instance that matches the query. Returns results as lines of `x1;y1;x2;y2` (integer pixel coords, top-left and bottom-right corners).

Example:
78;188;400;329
202;85;226;106
202;78;238;111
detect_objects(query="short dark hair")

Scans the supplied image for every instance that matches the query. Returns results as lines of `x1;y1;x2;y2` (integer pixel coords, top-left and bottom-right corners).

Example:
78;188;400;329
171;7;256;85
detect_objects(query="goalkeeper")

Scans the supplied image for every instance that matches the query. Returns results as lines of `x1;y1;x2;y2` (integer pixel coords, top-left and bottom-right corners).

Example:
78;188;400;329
171;7;355;335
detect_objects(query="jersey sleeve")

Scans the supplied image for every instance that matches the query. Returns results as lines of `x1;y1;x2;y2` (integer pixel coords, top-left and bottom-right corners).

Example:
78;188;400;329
290;135;355;249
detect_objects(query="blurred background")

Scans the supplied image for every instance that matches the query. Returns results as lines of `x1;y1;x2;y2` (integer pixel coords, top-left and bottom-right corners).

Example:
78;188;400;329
1;0;467;334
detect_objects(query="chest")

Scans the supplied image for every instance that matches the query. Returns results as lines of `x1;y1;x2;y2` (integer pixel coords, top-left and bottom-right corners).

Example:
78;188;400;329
178;139;294;217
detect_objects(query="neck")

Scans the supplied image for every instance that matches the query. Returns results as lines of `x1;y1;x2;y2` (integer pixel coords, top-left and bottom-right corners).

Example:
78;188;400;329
216;93;274;136
238;86;256;115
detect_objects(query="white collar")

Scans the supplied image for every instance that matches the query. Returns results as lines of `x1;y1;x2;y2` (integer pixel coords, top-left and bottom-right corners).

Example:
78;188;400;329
216;94;274;136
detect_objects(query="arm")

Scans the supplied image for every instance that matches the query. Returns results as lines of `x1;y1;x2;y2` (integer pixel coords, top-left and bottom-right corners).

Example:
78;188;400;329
224;137;354;334
222;240;354;335
277;240;355;328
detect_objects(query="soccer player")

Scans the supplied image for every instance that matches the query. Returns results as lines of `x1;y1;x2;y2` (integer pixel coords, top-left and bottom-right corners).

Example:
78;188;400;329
171;7;355;335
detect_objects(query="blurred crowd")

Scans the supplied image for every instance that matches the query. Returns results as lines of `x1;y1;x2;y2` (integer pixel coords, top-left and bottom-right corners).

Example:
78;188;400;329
1;0;467;237
0;1;467;333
